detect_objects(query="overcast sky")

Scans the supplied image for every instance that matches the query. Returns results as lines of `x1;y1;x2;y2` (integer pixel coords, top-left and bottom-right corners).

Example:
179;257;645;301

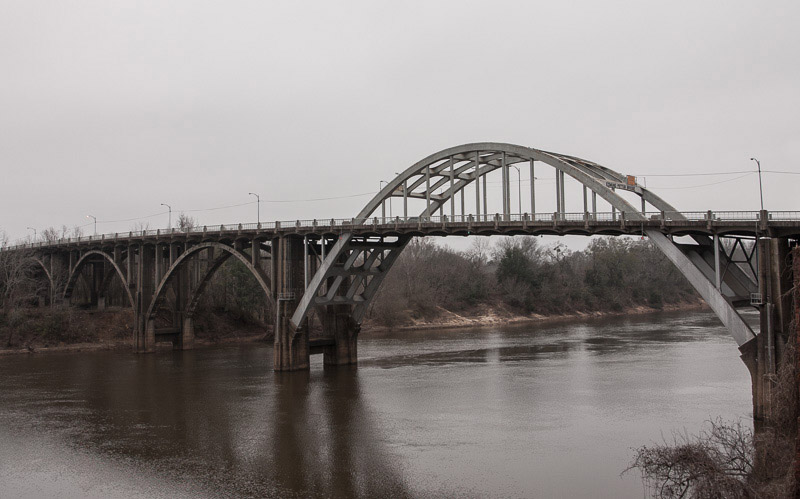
1;0;798;246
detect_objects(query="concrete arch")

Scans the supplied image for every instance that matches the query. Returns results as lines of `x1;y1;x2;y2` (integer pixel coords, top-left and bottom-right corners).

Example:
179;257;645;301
32;257;54;291
64;250;134;308
145;242;272;321
293;143;755;348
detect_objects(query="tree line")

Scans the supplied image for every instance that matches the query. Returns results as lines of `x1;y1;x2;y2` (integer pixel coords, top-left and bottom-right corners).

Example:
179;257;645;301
367;235;698;326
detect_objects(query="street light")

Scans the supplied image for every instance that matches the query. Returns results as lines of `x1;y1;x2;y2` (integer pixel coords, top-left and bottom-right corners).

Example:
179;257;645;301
379;181;392;219
86;215;97;235
26;227;36;240
750;158;764;211
161;203;172;229
510;165;522;214
248;192;260;224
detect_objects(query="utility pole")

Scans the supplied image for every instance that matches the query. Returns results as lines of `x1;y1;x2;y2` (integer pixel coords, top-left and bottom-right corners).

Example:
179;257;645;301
161;203;172;229
249;193;260;224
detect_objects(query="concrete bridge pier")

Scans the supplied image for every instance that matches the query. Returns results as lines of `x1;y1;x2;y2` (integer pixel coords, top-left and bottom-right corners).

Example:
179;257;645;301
322;304;359;366
274;236;309;371
739;238;795;422
92;261;105;310
134;244;155;353
172;244;194;351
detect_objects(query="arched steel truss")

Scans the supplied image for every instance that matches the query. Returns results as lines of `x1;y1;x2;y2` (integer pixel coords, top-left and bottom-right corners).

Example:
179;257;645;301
292;142;756;347
64;250;135;308
144;242;273;322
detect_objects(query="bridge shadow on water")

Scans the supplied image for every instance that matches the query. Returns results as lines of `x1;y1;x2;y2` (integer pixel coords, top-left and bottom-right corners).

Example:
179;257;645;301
0;346;412;498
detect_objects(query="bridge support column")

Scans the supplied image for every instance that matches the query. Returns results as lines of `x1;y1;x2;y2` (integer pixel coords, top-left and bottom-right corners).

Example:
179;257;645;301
274;236;309;371
322;305;359;366
740;238;794;422
176;316;195;351
91;261;107;310
135;244;155;353
174;250;194;351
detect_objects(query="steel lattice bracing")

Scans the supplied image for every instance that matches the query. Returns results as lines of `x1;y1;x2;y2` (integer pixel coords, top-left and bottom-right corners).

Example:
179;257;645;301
292;142;757;348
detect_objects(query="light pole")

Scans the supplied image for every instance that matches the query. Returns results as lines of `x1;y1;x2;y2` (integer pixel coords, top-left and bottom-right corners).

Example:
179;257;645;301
248;192;260;224
161;203;172;229
510;165;522;214
750;158;764;211
26;227;36;240
379;181;392;220
86;215;97;235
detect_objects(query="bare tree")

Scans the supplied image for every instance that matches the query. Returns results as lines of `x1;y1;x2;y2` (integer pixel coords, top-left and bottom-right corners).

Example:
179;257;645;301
626;419;756;498
41;226;60;243
176;213;197;230
131;221;150;233
466;237;493;265
0;232;38;314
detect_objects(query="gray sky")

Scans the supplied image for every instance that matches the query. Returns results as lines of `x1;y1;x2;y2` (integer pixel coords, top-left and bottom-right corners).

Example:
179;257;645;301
2;0;798;246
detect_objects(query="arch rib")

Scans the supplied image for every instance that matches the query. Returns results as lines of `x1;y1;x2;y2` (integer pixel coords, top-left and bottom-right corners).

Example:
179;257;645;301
63;250;134;308
145;242;272;322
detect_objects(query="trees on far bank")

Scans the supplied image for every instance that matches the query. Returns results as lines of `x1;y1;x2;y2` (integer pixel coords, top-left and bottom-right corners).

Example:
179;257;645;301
367;236;698;325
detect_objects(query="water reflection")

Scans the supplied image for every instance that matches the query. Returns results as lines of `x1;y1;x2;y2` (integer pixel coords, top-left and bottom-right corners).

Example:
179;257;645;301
0;349;411;497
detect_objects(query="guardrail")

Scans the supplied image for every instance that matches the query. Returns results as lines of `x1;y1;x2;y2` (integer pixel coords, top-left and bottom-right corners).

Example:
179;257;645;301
3;210;799;252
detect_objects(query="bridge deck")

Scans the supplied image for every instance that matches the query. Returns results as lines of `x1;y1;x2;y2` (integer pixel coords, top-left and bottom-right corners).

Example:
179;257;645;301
6;211;800;252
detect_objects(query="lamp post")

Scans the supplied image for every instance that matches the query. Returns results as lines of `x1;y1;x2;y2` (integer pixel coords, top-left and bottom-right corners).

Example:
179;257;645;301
161;203;172;229
379;181;392;220
86;215;96;235
26;227;36;240
750;157;764;211
510;165;522;214
248;192;260;224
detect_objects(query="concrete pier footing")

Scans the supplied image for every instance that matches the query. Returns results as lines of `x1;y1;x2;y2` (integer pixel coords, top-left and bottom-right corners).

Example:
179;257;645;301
322;306;359;366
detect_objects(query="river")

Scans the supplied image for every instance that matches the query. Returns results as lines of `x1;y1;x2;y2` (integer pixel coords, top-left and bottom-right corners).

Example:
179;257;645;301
0;310;753;498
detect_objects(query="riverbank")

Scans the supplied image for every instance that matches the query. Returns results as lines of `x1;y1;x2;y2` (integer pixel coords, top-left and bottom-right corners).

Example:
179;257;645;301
362;299;708;333
0;308;269;356
0;299;708;355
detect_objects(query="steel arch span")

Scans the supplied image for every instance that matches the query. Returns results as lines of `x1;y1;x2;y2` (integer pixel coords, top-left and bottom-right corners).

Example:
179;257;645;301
292;142;756;348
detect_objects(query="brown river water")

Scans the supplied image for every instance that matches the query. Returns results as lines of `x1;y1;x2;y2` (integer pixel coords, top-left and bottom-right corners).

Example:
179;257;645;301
0;310;753;498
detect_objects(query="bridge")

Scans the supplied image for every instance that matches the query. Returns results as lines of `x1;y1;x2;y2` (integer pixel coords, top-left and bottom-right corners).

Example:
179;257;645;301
3;142;798;420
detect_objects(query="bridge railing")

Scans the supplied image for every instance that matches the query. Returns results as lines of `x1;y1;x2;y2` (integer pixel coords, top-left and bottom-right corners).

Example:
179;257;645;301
4;211;800;252
771;211;800;220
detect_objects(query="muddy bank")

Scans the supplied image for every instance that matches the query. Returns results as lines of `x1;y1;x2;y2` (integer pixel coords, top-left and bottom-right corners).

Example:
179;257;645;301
361;299;709;333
